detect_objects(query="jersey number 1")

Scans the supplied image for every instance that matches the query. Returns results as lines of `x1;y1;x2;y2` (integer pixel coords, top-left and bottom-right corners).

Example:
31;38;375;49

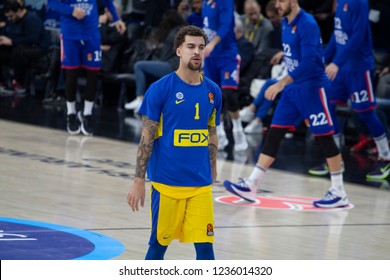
194;103;200;120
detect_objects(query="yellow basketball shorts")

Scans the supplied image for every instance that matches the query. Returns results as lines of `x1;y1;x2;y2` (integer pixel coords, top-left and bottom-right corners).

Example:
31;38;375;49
148;183;214;246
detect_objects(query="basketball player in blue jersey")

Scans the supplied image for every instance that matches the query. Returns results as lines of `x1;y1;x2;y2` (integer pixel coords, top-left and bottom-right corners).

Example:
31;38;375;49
47;0;125;135
127;26;222;260
202;0;248;152
308;0;390;180
224;0;349;208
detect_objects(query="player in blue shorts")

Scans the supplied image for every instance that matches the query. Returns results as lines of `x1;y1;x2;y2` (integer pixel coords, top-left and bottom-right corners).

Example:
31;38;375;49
223;0;349;208
202;0;248;152
308;0;390;180
47;0;125;135
127;26;222;260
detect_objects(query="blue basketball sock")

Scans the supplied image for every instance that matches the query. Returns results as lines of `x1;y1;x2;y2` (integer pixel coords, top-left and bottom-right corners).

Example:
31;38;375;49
145;242;168;260
194;242;215;260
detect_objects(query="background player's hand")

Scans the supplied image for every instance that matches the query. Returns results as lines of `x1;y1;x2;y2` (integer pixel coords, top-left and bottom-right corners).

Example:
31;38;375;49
265;81;284;100
0;35;12;46
72;7;85;20
203;43;215;58
113;20;126;35
127;178;145;212
325;63;339;81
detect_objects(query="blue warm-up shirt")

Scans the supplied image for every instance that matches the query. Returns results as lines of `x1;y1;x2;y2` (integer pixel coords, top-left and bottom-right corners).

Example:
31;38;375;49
47;0;119;40
281;9;328;88
202;0;238;57
324;0;374;71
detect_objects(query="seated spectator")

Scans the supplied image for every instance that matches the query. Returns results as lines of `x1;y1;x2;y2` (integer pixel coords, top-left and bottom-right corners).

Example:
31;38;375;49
235;17;254;75
0;1;6;34
376;49;390;99
0;0;49;95
186;0;202;28
177;1;190;21
239;0;274;59
240;60;288;134
264;0;282;51
124;9;186;113
99;4;129;73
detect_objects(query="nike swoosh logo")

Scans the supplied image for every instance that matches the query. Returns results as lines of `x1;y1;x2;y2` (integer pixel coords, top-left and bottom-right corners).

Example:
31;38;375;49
163;235;171;239
380;163;390;173
175;100;184;104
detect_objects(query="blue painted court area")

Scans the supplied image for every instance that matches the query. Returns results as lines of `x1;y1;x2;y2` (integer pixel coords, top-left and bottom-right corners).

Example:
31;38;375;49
0;217;125;260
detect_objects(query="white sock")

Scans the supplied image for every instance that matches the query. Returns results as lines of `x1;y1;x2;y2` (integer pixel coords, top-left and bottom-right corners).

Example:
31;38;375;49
247;164;267;190
66;101;76;115
330;170;345;196
232;117;243;132
374;134;390;160
83;101;94;116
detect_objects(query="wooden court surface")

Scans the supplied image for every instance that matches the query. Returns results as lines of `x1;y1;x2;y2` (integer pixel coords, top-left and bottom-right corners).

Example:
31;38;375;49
1;119;390;260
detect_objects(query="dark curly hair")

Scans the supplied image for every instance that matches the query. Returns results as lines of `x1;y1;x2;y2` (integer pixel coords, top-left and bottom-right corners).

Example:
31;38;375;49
174;25;208;50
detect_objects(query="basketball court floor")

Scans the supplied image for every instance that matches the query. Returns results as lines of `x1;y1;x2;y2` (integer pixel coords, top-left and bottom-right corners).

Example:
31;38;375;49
1;94;390;260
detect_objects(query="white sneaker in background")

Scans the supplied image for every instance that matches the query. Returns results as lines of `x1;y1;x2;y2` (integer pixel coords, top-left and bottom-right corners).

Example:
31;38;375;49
239;106;255;123
218;133;229;150
124;97;143;111
233;129;248;151
244;119;263;134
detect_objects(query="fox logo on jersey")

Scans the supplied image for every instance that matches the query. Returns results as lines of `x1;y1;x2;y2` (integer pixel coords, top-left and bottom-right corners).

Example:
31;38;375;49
174;129;209;146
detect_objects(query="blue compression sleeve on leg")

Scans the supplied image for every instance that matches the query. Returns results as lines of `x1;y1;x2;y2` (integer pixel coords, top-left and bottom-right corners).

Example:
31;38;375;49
194;243;215;260
357;110;386;138
145;242;168;260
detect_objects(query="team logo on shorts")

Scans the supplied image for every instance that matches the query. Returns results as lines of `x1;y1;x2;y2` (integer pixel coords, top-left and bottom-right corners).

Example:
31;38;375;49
87;53;93;61
206;223;214;236
224;71;230;80
343;3;348;12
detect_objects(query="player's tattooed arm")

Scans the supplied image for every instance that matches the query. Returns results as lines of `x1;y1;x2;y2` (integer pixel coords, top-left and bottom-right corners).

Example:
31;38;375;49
135;115;158;180
208;125;218;183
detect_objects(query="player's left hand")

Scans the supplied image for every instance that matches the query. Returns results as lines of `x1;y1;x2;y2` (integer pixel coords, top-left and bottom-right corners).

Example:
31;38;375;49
265;82;283;100
325;63;339;81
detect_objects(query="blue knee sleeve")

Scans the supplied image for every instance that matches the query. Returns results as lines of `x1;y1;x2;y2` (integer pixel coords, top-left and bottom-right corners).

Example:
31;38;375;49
357;110;385;138
194;242;215;260
145;242;168;260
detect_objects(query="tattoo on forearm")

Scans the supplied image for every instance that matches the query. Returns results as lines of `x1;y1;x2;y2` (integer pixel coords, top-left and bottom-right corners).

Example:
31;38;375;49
208;126;217;163
135;116;158;179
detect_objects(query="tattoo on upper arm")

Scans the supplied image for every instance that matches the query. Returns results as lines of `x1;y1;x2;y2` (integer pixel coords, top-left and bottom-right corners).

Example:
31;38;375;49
135;115;158;179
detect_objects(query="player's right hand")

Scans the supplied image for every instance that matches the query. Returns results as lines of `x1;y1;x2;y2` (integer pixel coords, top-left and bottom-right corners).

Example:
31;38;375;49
72;7;85;20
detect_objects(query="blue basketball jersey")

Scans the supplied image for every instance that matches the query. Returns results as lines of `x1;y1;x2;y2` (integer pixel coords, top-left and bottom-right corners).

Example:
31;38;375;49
138;72;223;187
281;9;329;88
324;0;374;71
202;0;238;57
47;0;119;40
